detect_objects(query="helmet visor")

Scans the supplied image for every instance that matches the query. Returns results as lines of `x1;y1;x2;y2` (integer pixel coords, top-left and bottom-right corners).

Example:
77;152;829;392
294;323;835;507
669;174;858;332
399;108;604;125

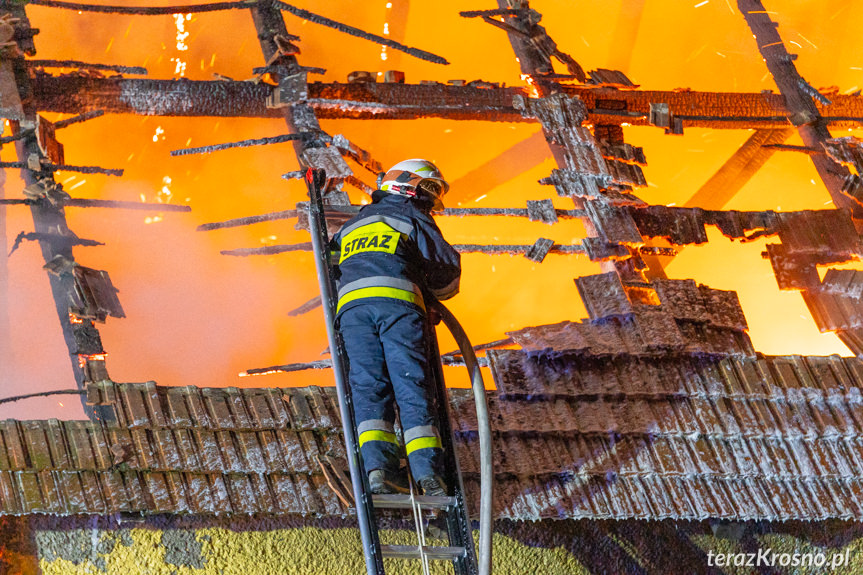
418;179;445;198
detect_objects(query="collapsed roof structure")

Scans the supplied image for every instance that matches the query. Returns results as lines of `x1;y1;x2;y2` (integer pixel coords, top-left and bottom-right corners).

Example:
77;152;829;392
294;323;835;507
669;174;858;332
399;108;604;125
2;0;863;573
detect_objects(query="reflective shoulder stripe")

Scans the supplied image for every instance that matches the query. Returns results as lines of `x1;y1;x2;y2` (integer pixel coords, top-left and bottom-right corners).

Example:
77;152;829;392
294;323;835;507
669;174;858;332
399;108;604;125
359;429;398;447
340;214;413;238
405;435;442;455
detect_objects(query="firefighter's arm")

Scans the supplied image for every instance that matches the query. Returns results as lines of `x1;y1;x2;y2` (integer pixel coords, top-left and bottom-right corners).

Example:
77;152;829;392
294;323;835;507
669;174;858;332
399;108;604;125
414;217;461;300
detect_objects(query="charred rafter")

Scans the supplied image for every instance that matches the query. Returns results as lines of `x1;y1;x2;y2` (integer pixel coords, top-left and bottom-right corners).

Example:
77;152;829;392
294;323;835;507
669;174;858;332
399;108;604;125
26;59;147;75
0;197;190;212
739;0;855;212
27;0;256;15
170;133;312;156
271;1;448;65
29;0;448;65
29;76;863;129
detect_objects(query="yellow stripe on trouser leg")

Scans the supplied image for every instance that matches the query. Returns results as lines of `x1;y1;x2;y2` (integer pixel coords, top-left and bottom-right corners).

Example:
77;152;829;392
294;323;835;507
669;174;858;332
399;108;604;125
405;435;443;455
358;429;399;447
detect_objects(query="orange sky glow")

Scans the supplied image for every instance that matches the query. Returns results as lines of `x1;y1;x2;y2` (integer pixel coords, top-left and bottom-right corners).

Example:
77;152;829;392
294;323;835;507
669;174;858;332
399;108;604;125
2;0;863;420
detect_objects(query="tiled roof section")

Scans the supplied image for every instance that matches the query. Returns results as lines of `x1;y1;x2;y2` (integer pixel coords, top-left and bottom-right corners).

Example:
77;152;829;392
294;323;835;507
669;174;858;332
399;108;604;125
85;383;341;431
0;386;349;517
478;350;863;520
513;274;752;357
3;350;863;521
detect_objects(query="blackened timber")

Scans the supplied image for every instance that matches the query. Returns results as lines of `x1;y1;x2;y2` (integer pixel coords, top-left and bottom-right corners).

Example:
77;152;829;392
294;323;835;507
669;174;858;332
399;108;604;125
197;209;297;231
250;0;328;163
492;1;555;94
271;1;448;65
490;2;617;277
197;205;579;233
170;133;308;156
27;0;255;15
0;161;122;176
241;360;332;376
53;110;105;129
220;243;312;256
219;241;584;257
26;59;147;75
28;75;863;128
31;76;280;118
7;12;112;422
738;0;855;212
0;197;190;211
12;125;110;421
64;198;190;211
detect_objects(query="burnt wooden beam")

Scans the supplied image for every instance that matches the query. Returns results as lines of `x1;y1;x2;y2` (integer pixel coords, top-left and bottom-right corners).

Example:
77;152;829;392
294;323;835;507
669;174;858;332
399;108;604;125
250;1;329;162
4;9;113;422
26;59;147;75
271;1;448;65
29;75;863;128
0;197;190;211
197;209;298;231
170;133;309;156
27;0;255;15
30;75;863;126
489;2;635;277
738;0;855;213
220;240;584;258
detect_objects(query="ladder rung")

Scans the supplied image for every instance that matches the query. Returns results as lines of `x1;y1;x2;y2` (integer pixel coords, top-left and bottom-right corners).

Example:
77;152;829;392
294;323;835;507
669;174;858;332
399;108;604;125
380;544;466;561
372;493;457;510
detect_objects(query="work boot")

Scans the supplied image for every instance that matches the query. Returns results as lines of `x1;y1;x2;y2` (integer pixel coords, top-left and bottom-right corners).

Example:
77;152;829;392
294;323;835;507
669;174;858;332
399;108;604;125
368;469;409;495
418;475;448;497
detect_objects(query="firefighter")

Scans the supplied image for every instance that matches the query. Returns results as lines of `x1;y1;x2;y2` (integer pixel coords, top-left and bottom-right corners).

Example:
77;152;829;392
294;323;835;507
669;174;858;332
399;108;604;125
332;159;460;496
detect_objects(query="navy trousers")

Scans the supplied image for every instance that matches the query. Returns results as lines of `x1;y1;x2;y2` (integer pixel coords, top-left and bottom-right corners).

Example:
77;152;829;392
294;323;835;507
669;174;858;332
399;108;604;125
338;301;443;480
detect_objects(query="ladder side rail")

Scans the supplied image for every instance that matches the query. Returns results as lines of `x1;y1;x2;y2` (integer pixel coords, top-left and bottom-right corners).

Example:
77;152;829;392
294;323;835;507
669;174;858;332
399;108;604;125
305;168;384;575
434;302;493;575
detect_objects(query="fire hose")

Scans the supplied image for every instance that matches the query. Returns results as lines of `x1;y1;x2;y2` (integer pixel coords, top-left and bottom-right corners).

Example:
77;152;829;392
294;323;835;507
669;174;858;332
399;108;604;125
433;301;493;575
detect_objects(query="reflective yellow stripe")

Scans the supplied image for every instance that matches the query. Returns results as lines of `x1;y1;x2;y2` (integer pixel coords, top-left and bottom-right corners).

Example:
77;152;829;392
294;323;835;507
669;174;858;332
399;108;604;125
337;286;425;313
359;430;398;446
405;436;442;455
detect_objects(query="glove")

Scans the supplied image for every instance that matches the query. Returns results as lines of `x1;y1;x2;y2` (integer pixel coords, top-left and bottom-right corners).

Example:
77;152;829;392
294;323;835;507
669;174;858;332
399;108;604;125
428;307;442;326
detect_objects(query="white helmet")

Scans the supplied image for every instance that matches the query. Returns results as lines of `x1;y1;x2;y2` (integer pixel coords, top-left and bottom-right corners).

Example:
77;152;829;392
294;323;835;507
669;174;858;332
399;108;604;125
380;158;449;210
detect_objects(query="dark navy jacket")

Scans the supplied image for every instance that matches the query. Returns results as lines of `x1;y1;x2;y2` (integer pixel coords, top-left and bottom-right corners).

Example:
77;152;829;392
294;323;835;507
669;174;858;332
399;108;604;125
332;191;460;316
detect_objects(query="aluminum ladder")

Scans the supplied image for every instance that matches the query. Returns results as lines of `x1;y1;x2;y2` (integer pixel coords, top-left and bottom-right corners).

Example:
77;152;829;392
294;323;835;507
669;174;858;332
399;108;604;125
305;168;492;575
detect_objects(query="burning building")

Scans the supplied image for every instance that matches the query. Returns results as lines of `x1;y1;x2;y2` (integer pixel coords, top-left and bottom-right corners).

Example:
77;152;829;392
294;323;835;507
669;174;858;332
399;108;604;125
1;0;863;573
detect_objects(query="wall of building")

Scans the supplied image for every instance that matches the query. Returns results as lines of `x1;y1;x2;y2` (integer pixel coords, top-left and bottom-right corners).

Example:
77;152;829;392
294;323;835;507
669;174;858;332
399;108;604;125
2;516;863;574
